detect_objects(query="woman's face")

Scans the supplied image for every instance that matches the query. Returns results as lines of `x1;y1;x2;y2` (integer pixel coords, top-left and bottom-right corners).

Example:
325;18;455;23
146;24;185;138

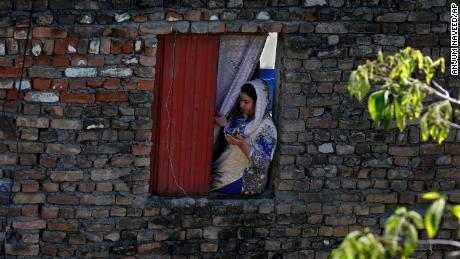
239;92;255;117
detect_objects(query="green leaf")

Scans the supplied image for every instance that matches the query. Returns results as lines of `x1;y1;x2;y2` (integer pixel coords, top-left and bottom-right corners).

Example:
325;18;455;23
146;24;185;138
420;114;429;141
441;58;445;73
368;90;385;124
430;124;439;140
395;207;407;215
344;244;355;259
437;128;449;144
382;104;393;129
422;192;442;200
384;215;399;236
402;223;418;257
451;205;460;221
408;211;424;229
394;101;405;132
425;198;446;238
413;50;423;69
378;51;384;63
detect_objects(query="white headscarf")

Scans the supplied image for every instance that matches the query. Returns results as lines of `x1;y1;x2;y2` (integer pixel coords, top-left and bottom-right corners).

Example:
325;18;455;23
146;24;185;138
243;79;269;137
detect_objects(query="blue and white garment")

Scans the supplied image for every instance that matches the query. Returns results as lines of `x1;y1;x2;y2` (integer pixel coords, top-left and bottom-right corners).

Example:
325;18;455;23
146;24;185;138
212;79;277;195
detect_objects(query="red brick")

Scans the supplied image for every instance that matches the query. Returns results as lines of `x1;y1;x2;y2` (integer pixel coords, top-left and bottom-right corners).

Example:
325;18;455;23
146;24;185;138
209;23;225;33
111;39;121;54
33;79;51;90
6;244;39;256
133;15;148;22
138;80;155;90
166;11;183;21
14;28;29;39
201;11;209;20
69;79;86;89
126;80;137;90
45;106;64;118
122;40;133;54
0;57;13;67
139;23;172;35
7;90;24;100
304;12;320;21
138;242;162;254
241;23;258;33
54;39;67;54
306;118;338;128
139;56;155;66
100;39;111;54
21;206;38;216
70;55;87;67
42;182;59;192
13;193;45;204
267;22;283;32
111;156;133;167
104;79;120;90
29;68;62;78
22;182;39;192
16;117;49;128
42;245;58;256
13;220;46;229
87;55;104;66
0;67;22;77
51;79;68;91
80;194;114;205
15;56;32;68
112;27;138;39
47;221;79;231
87;79;103;88
52;55;69;67
60;92;95;103
78;182;95;192
144;45;156;57
50;170;83;182
36;56;53;66
96;92;128;102
41;207;59;218
33;27;67;38
48;194;80;205
40;155;57;168
132;145;151;155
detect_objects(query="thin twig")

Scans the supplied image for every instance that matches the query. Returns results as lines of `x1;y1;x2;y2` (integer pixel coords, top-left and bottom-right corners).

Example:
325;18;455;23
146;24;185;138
410;79;460;106
439;117;460;129
418;239;460;248
431;80;450;96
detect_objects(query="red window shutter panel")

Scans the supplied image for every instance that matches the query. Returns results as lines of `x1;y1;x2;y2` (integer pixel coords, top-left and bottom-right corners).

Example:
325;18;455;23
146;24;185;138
151;34;219;196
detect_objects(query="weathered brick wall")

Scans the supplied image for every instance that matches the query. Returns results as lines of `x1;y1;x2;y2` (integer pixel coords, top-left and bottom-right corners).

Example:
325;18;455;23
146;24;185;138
0;0;455;257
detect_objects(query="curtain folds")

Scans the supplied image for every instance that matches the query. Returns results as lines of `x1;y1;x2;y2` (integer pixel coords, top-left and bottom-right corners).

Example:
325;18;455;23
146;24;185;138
213;35;267;145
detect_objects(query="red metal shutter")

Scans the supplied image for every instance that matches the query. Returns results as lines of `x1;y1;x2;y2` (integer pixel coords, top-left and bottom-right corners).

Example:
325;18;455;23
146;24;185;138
151;34;219;196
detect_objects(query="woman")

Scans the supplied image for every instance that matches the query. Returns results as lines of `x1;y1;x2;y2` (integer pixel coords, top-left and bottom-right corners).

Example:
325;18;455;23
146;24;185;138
211;79;277;195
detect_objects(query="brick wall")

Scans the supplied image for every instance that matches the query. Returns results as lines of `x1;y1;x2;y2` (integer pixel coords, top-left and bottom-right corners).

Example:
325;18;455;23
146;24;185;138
0;0;454;257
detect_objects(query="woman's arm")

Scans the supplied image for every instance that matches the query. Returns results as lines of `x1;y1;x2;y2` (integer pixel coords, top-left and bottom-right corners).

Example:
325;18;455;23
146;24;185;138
224;134;251;158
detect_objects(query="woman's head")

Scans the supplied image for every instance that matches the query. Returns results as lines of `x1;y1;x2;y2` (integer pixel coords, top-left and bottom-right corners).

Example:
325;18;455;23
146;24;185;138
240;83;257;117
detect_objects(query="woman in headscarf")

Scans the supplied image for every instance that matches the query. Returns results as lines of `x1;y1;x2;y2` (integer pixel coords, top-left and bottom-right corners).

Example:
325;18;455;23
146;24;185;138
212;79;277;195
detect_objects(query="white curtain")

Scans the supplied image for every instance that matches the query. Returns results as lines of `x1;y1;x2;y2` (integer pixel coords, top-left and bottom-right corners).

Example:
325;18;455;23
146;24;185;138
213;35;267;144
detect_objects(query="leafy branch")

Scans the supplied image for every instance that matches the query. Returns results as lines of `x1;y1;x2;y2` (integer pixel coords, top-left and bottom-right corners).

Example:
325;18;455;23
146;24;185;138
330;193;460;259
347;47;454;143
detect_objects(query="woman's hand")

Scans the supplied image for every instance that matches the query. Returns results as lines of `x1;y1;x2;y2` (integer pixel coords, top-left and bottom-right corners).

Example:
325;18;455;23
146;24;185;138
224;134;244;147
215;112;228;127
225;134;251;158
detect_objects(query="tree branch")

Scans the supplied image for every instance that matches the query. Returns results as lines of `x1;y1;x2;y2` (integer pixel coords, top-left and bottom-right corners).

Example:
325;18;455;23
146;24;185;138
409;78;460;106
439;118;460;130
418;239;460;249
